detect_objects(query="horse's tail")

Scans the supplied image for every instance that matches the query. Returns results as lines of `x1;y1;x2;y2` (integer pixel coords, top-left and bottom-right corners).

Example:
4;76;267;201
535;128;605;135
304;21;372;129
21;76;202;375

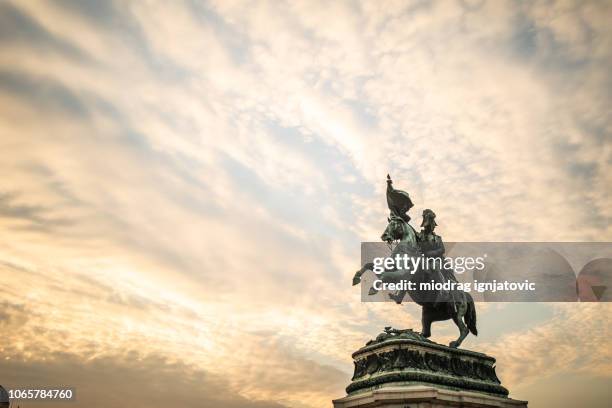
464;292;478;336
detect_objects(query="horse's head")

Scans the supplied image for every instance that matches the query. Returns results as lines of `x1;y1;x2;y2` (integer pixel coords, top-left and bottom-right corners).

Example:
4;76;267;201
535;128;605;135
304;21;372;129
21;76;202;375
381;215;406;243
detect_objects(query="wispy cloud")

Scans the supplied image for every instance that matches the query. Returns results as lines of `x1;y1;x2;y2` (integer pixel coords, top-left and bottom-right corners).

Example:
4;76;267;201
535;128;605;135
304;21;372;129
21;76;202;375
0;0;610;406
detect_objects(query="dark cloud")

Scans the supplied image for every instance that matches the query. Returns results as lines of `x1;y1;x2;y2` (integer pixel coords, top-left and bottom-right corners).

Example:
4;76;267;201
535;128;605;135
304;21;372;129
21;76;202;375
50;0;119;26
0;300;286;407
186;0;252;65
0;2;90;61
0;69;89;117
0;191;73;230
568;161;597;181
0;192;46;223
458;0;486;13
0;352;287;408
51;0;192;81
0;301;28;328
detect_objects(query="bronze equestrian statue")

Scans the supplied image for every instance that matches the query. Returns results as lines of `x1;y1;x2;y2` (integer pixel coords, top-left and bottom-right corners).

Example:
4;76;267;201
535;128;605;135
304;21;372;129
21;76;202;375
352;175;477;348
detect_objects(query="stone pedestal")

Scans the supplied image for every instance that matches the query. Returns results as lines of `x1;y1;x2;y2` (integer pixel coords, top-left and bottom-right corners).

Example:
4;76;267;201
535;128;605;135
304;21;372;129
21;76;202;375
333;385;527;407
333;328;527;408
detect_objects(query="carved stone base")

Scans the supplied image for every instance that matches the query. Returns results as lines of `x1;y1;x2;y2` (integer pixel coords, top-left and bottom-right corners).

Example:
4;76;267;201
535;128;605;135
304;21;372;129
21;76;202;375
333;385;528;408
334;328;527;407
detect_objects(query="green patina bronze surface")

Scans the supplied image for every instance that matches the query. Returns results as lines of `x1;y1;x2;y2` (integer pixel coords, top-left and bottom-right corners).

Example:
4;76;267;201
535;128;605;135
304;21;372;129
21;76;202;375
352;175;478;348
346;327;508;397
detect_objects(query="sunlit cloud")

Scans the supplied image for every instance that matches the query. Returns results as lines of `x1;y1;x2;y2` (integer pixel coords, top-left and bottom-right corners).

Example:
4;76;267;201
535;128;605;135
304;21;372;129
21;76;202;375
0;0;610;407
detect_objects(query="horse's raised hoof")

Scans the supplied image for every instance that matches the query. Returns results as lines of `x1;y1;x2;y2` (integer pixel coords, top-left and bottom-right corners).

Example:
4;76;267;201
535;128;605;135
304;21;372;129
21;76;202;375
368;287;378;296
449;340;459;348
352;275;361;286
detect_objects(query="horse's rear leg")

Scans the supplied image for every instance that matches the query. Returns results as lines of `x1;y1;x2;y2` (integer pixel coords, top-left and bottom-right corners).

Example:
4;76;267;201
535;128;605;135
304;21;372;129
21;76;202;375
421;306;434;338
449;303;469;348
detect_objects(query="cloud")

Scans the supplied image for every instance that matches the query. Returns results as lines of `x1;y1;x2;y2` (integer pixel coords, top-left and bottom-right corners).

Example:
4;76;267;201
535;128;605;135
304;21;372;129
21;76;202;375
0;0;610;407
478;303;612;390
0;351;286;408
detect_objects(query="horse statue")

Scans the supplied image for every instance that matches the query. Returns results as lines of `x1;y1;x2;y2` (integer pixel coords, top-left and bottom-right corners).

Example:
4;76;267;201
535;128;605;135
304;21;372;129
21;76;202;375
352;177;477;348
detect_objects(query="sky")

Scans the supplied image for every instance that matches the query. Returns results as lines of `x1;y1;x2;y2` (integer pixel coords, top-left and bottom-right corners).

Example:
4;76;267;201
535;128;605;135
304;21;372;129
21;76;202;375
0;0;611;407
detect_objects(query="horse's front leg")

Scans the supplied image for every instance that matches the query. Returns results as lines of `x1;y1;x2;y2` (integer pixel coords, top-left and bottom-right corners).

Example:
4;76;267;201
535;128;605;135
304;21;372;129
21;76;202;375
352;262;373;285
367;269;404;295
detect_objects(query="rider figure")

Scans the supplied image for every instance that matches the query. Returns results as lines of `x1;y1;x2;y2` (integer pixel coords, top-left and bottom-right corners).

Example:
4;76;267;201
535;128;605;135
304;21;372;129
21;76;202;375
419;209;457;305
